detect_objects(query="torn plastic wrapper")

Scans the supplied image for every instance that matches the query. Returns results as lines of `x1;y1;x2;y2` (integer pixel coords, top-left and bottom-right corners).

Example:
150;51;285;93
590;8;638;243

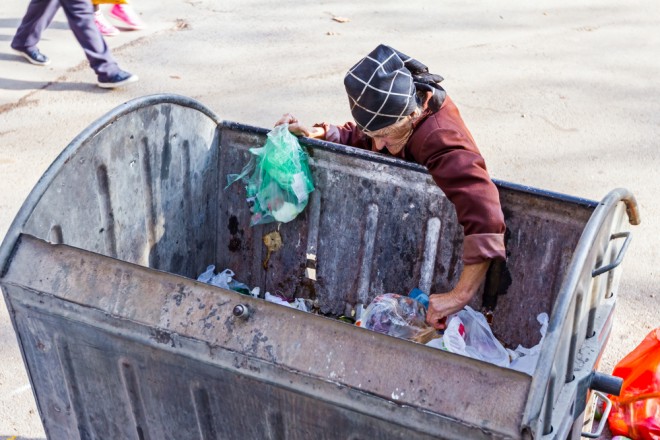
507;312;549;375
197;265;310;312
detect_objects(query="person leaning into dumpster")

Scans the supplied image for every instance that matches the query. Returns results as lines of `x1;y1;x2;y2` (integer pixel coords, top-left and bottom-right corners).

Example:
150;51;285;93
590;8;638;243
275;44;506;330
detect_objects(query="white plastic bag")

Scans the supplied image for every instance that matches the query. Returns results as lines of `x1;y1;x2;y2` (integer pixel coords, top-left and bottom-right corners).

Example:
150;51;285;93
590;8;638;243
197;265;233;289
425;336;445;350
508;312;549;375
442;306;510;367
197;265;255;296
264;292;310;312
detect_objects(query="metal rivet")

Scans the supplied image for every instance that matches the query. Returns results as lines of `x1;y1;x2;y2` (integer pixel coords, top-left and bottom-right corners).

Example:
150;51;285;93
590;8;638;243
232;304;250;319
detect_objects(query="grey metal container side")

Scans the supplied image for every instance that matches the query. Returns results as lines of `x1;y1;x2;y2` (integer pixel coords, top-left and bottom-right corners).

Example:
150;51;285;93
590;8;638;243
0;94;639;440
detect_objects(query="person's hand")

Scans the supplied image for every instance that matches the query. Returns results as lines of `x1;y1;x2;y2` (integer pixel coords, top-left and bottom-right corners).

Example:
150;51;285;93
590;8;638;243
425;291;470;330
425;260;491;330
275;113;324;138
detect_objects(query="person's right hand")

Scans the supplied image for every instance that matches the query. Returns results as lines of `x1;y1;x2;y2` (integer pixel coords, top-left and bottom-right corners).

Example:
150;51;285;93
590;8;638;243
275;113;324;138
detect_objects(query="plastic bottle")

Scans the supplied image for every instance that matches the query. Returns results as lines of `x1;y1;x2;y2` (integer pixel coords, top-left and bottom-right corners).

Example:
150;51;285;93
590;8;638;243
408;288;429;309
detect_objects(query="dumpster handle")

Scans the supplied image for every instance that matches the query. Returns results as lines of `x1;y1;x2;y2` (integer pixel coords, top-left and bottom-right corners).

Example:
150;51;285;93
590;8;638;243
580;391;612;438
591;232;631;277
590;371;623;395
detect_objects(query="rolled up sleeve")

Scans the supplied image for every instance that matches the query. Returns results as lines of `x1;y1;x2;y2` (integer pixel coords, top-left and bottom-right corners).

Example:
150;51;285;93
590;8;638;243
314;122;371;149
411;129;506;264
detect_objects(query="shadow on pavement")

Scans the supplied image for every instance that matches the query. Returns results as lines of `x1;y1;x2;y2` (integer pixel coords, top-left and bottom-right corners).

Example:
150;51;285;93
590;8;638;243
0;76;53;90
0;53;25;62
0;436;46;440
0;18;70;30
0;76;107;93
0;18;21;29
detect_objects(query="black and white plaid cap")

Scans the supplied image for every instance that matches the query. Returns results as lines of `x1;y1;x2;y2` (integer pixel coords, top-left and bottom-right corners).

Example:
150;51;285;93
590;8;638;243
344;44;446;132
344;44;417;132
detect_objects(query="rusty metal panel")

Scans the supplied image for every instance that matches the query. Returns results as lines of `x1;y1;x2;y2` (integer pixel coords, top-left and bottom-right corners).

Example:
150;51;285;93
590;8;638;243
218;124;596;349
487;187;595;347
3;235;531;439
219;127;464;318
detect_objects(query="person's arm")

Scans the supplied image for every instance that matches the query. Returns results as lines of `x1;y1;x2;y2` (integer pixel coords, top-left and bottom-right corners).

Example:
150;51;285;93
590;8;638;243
425;260;490;329
408;103;505;328
274;114;371;149
408;98;506;266
415;132;504;328
274;113;325;138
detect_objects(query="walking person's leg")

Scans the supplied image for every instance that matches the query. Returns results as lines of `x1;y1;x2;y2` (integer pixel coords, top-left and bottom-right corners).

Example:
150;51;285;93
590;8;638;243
11;0;61;65
109;2;146;30
58;0;137;87
92;0;120;36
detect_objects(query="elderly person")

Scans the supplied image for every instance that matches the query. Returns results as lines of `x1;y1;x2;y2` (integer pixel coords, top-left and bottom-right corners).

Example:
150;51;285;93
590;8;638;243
276;44;506;330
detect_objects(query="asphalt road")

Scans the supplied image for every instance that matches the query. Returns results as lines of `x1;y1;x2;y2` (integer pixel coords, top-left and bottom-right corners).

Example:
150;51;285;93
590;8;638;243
1;0;658;438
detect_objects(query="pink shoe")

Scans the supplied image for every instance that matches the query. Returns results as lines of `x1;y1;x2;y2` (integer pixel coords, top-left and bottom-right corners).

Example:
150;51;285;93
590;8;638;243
110;4;147;30
94;11;120;36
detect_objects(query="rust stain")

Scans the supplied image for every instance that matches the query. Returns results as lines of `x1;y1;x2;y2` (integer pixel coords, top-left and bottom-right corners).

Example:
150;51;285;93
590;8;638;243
262;230;283;270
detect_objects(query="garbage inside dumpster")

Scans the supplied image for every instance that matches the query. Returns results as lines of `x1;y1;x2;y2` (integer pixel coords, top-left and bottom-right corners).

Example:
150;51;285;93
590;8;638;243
508;312;549;375
356;293;549;372
226;124;315;226
264;291;310;312
440;306;511;368
197;265;311;311
355;293;437;342
427;308;549;373
197;265;254;296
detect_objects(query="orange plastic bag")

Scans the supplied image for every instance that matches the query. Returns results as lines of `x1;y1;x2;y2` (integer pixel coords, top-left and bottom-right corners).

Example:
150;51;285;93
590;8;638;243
608;328;660;440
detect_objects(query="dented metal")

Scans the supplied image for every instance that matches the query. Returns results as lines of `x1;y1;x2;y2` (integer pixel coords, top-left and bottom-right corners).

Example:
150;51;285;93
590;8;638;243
0;94;639;439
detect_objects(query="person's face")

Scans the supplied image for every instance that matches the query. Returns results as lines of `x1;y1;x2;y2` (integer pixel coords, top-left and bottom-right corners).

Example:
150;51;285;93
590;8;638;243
365;116;413;155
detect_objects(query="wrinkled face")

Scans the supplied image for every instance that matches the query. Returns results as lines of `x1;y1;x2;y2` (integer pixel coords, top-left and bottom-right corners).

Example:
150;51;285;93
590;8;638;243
364;115;414;155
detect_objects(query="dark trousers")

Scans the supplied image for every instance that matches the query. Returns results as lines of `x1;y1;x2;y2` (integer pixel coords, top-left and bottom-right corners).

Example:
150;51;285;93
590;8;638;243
11;0;119;80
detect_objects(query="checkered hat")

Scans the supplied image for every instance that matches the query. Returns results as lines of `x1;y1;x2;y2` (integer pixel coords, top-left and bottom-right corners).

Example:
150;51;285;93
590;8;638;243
344;45;415;132
344;45;445;132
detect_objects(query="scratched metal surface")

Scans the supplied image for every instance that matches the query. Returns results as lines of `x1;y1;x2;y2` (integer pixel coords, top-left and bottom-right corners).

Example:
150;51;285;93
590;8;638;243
19;98;220;277
0;95;636;439
218;126;595;349
2;235;530;439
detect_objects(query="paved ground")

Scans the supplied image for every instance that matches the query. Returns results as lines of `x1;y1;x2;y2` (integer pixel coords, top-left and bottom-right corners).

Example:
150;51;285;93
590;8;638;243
0;0;658;438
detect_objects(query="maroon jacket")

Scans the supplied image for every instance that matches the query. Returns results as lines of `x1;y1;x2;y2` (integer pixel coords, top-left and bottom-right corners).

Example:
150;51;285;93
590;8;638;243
318;95;506;264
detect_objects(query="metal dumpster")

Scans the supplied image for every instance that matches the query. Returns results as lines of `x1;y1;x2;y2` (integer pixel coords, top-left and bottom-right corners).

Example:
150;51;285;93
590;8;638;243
0;94;640;439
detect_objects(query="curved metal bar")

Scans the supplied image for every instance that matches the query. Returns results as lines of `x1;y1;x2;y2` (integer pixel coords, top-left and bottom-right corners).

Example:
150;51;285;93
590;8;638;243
0;94;220;274
592;232;632;277
581;391;612;438
621;192;641;225
521;187;640;434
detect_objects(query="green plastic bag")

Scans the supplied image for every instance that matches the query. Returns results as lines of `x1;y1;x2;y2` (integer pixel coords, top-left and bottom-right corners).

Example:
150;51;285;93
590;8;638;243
226;124;314;226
